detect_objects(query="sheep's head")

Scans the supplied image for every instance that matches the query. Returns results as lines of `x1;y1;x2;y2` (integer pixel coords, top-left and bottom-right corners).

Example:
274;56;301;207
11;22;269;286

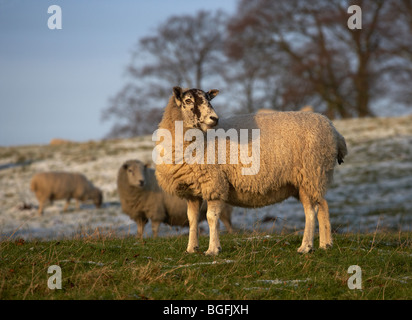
122;160;147;188
173;86;219;132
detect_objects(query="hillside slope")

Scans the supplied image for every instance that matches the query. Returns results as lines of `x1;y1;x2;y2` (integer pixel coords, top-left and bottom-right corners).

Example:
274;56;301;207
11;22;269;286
1;114;411;239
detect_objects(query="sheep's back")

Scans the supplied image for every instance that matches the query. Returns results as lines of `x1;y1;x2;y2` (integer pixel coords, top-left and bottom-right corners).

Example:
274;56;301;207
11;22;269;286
31;172;84;199
216;111;339;198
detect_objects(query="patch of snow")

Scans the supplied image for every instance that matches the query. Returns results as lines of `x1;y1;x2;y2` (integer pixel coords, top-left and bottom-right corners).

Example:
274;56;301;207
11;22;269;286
167;259;235;269
256;278;311;286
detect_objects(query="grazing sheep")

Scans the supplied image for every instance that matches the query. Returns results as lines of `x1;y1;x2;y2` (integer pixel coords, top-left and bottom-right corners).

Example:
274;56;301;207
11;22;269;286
117;159;233;239
30;172;103;216
154;87;347;255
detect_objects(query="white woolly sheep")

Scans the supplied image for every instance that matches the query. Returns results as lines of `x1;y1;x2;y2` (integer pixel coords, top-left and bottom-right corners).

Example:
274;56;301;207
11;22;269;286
154;87;347;255
117;159;233;238
30;171;103;216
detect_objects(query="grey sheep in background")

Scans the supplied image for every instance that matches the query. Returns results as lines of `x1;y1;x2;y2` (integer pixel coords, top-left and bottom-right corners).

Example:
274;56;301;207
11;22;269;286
30;172;103;216
117;159;233;238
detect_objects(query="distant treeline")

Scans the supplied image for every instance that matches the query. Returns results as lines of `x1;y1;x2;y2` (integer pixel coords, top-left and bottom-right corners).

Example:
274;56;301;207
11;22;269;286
102;0;412;138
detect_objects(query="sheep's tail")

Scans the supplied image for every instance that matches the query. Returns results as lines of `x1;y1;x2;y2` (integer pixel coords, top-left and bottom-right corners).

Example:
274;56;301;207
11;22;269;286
336;132;348;165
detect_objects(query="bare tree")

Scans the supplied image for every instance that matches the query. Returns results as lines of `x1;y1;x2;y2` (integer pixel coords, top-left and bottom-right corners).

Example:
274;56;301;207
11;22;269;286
223;9;283;113
103;1;412;136
101;84;164;137
225;0;412;118
378;0;412;106
102;10;227;138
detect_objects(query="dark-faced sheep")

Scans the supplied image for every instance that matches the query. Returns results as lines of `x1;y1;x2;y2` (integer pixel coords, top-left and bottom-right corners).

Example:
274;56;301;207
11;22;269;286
117;159;233;238
30;172;103;216
154;87;347;255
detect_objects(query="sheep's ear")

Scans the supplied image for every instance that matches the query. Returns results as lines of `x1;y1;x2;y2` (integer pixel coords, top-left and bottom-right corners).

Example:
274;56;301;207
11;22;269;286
207;89;219;101
122;163;128;170
173;86;183;107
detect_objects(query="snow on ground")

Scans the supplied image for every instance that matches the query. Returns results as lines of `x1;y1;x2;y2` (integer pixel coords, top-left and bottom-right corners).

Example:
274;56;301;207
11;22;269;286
1;114;411;241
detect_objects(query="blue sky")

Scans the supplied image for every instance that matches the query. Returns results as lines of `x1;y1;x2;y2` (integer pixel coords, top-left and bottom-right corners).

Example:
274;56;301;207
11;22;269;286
0;0;238;146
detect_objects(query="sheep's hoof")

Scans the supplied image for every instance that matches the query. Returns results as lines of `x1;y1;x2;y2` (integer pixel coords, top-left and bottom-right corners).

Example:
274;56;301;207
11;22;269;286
319;243;333;250
204;247;221;256
185;246;200;254
297;245;314;254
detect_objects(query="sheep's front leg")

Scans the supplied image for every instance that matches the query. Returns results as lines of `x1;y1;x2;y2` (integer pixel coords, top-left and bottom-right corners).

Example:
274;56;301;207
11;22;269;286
205;200;223;256
136;216;148;239
63;199;71;212
75;199;81;211
186;198;202;253
37;201;45;216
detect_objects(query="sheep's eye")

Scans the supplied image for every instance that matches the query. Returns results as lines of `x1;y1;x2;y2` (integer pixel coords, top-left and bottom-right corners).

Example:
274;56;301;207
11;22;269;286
185;99;192;104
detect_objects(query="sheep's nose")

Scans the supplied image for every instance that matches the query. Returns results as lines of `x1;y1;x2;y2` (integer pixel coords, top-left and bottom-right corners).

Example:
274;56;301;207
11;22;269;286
139;180;144;187
210;116;219;126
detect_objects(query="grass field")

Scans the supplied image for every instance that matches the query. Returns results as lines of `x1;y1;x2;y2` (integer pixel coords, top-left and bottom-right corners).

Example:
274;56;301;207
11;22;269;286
1;231;411;300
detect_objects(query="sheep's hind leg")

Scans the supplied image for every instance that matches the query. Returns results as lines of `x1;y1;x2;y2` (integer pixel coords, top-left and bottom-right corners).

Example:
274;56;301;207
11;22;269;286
37;200;45;216
151;220;161;238
186;198;202;253
136;217;148;240
63;199;70;212
204;200;223;256
317;198;333;249
297;190;316;254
